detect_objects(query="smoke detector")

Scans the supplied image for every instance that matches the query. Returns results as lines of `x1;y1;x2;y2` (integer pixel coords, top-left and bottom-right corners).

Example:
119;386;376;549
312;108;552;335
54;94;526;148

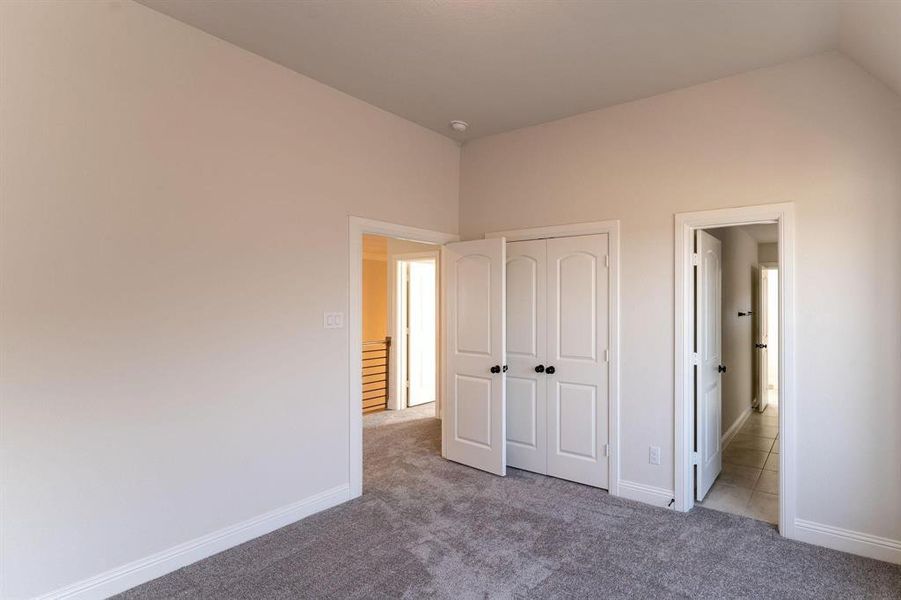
449;120;469;133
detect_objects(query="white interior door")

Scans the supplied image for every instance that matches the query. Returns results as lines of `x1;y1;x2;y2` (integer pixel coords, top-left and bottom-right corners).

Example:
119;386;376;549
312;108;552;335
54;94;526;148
406;259;437;407
442;238;506;476
505;240;547;474
757;267;769;413
546;234;609;489
696;229;723;501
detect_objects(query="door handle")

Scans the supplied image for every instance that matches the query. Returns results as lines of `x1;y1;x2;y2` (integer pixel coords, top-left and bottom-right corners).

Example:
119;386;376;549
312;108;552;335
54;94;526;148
534;364;545;373
717;364;727;373
490;365;501;374
545;366;556;374
755;343;767;349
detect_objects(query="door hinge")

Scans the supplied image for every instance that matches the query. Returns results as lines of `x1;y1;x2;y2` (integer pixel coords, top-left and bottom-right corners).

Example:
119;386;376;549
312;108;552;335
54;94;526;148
603;443;609;457
691;451;700;466
604;254;609;268
691;253;700;266
690;352;700;366
603;349;609;363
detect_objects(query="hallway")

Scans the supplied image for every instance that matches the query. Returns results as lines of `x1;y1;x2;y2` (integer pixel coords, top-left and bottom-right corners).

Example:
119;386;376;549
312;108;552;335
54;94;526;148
697;405;780;524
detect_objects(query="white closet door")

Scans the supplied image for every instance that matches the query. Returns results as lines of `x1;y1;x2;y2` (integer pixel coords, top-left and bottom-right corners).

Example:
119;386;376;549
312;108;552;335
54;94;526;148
546;234;609;489
505;240;547;474
442;238;507;476
696;230;723;501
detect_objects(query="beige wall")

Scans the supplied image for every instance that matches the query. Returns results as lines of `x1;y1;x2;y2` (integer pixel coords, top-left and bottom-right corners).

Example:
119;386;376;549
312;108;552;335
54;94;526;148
758;242;779;263
0;2;459;597
707;227;758;433
461;53;901;542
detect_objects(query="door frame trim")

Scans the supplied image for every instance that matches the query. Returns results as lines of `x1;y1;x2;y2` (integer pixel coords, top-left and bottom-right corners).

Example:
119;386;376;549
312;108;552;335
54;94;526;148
349;217;458;499
674;203;796;539
485;219;621;496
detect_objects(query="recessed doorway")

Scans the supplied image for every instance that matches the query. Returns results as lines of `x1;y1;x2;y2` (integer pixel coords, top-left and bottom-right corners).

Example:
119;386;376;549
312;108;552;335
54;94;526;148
674;203;797;538
692;223;780;524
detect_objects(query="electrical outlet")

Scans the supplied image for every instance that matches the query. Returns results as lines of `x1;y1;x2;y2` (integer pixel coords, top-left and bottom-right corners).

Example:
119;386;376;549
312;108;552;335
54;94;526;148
323;312;344;329
649;446;661;465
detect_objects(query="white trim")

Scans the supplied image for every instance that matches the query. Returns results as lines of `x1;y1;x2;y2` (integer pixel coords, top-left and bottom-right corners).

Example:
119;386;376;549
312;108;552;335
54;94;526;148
721;405;753;448
486;219;620;242
674;202;796;541
794;519;901;564
617;480;675;509
349;217;458;498
35;485;350;600
485;219;621;496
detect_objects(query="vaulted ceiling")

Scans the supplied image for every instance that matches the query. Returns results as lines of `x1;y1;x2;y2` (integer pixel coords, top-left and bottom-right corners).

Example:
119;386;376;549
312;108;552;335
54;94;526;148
139;1;900;141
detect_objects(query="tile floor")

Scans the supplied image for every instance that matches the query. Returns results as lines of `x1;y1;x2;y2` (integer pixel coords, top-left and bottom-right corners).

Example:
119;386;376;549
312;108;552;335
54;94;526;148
697;403;779;524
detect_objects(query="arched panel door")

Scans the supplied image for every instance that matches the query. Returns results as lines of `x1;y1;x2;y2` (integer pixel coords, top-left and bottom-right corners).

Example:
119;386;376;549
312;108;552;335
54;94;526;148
505;240;547;474
546;234;610;489
696;230;723;501
442;238;506;476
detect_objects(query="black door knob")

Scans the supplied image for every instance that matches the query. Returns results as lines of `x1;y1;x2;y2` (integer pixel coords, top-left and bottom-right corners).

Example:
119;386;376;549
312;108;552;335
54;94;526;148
490;365;501;374
545;366;556;374
755;343;767;349
717;364;727;373
534;364;545;373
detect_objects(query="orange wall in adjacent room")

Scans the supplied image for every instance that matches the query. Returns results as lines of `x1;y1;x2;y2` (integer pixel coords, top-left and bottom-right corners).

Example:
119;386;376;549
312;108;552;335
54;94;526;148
362;235;388;341
362;259;387;340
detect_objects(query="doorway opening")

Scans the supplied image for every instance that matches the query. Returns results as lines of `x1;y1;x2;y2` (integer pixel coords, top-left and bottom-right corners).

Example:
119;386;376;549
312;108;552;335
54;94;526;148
394;253;438;409
757;263;779;414
692;224;780;525
349;218;457;498
674;203;796;537
361;234;439;416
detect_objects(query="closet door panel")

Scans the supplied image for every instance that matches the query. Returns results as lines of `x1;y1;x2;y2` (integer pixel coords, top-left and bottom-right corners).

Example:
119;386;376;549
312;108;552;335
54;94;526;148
546;234;609;488
504;240;547;474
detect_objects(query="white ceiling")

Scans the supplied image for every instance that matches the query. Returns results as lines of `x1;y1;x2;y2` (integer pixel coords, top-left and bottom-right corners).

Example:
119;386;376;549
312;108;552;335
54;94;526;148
137;1;896;141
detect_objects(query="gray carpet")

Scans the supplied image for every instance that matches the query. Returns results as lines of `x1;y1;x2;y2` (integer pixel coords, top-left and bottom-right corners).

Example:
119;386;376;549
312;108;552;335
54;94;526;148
118;405;901;599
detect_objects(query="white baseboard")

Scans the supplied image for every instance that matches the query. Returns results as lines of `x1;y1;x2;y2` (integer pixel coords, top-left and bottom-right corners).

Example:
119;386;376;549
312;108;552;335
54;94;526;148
793;519;901;565
617;480;675;509
36;484;351;600
721;405;752;448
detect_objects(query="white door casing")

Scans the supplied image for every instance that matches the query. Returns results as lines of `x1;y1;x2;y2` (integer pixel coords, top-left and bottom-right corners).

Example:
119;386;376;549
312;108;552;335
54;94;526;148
696;229;723;502
442;238;507;476
674;204;795;537
406;259;437;407
505;240;548;474
546;234;610;489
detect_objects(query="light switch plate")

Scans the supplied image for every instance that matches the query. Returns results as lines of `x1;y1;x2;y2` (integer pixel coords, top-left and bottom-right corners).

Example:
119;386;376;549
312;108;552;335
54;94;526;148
323;312;344;329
